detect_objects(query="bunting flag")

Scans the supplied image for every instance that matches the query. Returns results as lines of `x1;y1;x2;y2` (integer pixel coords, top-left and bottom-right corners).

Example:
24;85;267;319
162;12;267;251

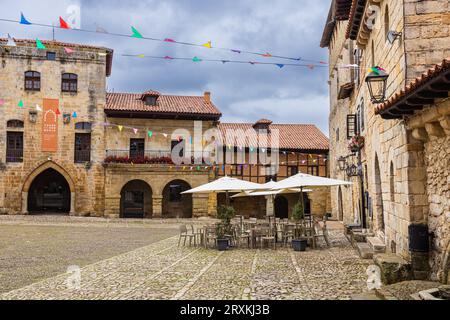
137;54;145;58
18;100;24;107
133;128;138;134
72;111;77;118
118;125;123;132
55;108;61;115
0;14;328;64
6;33;16;46
20;12;31;25
202;41;212;49
36;104;42;111
164;56;174;60
131;26;143;38
162;133;168;138
192;56;202;62
0;99;4;106
64;47;74;54
36;38;46;50
147;130;153;138
276;64;284;69
59;16;70;29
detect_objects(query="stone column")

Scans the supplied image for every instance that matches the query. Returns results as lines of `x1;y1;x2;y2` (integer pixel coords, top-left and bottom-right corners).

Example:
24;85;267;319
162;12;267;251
152;195;163;218
193;194;209;218
266;195;274;217
105;196;120;218
69;192;76;216
21;191;28;215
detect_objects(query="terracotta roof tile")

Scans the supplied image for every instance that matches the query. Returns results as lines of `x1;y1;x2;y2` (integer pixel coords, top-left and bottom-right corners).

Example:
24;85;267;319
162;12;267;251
376;58;450;115
106;92;222;118
218;122;329;151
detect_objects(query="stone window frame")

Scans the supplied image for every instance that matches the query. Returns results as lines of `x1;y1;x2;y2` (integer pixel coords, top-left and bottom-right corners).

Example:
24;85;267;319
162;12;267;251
6;131;24;163
24;71;41;91
61;73;78;93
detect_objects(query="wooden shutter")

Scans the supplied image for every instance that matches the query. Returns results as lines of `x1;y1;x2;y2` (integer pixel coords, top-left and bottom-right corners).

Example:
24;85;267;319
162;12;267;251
347;114;357;139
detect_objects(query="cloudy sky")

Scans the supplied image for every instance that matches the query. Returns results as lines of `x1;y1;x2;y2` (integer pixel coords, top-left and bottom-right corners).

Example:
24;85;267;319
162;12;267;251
1;0;331;135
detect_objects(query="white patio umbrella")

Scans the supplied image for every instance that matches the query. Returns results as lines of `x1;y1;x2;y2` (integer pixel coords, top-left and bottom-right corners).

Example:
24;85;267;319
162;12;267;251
231;188;313;198
270;173;352;219
182;176;266;205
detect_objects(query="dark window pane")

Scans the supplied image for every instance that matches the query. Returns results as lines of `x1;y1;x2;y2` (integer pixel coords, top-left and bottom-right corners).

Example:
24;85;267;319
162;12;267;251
74;133;91;163
169;185;182;202
6;132;23;163
130;139;145;159
62;73;78;93
75;122;92;130
24;71;41;91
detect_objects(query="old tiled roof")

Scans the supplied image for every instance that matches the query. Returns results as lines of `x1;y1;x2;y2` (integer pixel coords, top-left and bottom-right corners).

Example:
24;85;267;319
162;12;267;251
141;90;161;97
218;122;329;151
0;38;114;76
320;0;353;48
346;0;367;40
255;119;273;125
106;91;222;119
376;59;450;119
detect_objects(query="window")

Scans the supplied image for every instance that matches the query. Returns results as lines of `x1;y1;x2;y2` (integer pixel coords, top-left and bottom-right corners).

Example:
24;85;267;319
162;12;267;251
61;73;78;93
171;139;185;158
74;133;91;163
75;122;92;131
307;156;319;176
130;139;145;159
7;120;24;128
6;132;23;163
347;114;357;139
336;128;340;142
46;52;56;61
384;5;390;41
353;48;362;86
144;96;157;106
307;166;319;176
288;166;298;176
169;184;183;202
231;165;243;177
24;71;41;91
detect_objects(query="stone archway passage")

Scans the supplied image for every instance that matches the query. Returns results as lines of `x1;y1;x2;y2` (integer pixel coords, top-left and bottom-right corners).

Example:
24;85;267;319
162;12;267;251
274;196;289;219
162;180;192;218
27;168;71;214
120;180;153;219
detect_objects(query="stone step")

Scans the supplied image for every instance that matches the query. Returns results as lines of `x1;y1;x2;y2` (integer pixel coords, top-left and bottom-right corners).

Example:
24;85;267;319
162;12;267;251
367;236;386;253
374;253;413;285
356;242;373;259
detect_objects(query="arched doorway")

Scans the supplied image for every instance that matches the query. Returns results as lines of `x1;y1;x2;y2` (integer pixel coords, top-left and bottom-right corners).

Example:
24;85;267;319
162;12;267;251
120;180;152;219
274;196;288;219
338;186;344;221
162;180;192;218
28;168;71;214
374;155;385;231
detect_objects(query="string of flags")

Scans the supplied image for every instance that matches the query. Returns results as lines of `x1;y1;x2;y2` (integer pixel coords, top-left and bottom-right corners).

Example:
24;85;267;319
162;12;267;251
122;54;328;69
0;12;328;64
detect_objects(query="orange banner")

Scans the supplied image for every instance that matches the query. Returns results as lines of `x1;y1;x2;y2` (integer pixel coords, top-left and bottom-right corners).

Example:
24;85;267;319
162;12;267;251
42;99;59;152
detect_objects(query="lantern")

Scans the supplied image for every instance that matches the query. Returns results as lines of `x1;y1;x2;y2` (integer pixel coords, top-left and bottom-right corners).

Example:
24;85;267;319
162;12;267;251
365;67;389;104
338;156;347;171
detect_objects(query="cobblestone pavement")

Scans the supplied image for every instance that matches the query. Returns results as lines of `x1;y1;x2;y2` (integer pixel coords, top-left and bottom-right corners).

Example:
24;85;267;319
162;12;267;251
0;222;372;300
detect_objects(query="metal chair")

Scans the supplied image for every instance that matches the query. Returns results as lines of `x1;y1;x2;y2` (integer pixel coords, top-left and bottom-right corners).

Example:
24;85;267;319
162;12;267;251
178;225;196;247
204;225;218;248
261;226;276;250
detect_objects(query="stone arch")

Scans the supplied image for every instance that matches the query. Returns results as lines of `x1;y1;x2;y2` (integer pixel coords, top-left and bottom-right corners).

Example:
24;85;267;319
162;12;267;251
120;179;153;219
162;179;192;218
21;161;75;214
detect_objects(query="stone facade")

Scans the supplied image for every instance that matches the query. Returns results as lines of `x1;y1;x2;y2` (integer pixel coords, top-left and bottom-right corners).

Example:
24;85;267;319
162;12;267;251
322;0;450;282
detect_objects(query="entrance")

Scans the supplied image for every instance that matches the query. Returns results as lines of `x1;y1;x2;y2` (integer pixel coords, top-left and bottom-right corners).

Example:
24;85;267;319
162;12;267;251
27;168;71;213
120;180;152;218
274;196;289;219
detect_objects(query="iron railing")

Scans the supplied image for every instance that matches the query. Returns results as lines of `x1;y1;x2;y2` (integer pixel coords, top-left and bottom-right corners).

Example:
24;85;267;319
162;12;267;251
104;149;213;164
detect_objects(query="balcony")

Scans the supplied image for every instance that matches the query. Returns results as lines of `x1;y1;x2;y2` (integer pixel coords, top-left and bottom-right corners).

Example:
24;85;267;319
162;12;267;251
104;150;213;165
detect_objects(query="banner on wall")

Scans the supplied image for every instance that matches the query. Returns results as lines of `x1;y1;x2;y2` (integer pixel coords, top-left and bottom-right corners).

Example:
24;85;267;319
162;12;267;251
42;99;59;152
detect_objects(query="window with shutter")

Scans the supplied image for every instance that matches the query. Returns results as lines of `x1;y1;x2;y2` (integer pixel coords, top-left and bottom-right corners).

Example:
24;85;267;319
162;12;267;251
347;114;357;139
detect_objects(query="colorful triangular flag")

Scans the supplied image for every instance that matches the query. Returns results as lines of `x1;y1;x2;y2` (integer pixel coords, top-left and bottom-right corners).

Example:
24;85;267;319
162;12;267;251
231;49;241;54
276;64;285;69
95;25;108;33
192;56;202;62
72;111;77;118
18;100;24;108
164;56;174;60
202;41;212;48
20;12;31;25
59;17;70;29
118;125;123;132
162;133;168;138
147;130;153;138
55;108;61;115
6;34;16;47
36;39;46;50
131;26;143;38
133;128;138;135
0;99;4;106
36;104;42;111
164;38;175;42
137;54;145;58
64;47;74;54
262;52;272;57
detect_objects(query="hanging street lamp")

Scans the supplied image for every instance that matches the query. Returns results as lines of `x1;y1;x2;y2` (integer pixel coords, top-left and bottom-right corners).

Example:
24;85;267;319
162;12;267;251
338;156;347;171
365;66;389;104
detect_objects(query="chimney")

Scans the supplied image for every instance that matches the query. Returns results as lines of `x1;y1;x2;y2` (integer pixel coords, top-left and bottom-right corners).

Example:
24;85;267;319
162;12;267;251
204;91;211;103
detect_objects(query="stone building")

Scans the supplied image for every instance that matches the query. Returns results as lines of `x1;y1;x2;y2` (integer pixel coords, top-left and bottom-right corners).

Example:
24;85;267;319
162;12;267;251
0;38;331;222
321;0;449;283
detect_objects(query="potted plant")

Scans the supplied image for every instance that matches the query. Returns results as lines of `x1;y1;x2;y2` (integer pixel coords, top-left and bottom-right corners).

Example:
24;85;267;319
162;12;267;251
216;205;235;251
291;201;307;252
348;135;365;153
